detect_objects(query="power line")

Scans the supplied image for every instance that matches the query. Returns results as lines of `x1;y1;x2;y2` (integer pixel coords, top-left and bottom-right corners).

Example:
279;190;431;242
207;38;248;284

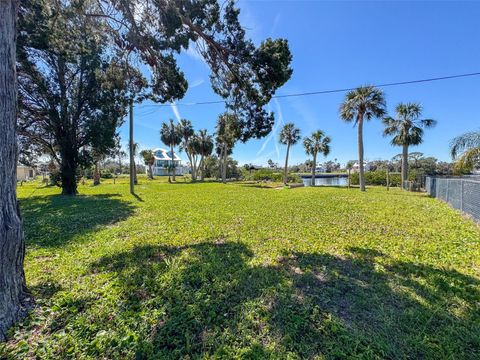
138;71;480;108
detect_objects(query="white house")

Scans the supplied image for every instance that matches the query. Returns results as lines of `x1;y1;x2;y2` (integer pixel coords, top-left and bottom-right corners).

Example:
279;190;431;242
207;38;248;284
150;148;190;176
17;165;36;181
350;161;371;173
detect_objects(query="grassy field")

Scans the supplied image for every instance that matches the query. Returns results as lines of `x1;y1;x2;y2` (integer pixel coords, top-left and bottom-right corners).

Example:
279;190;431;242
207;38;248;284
2;177;479;359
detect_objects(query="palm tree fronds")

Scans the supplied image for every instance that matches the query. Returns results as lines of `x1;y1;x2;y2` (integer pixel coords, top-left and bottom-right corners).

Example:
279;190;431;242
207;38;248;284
450;130;480;159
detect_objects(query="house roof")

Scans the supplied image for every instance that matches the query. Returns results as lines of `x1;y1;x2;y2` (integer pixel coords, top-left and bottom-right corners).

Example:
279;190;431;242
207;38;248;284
153;148;182;161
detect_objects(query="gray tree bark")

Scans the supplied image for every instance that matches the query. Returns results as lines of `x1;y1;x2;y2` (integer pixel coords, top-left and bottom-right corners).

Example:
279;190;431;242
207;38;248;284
222;143;227;184
357;114;366;191
284;143;290;185
129;100;134;194
0;0;32;341
311;152;317;187
401;144;409;189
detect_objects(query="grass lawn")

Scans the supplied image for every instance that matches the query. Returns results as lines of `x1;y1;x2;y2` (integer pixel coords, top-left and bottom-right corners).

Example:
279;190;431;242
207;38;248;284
2;178;480;359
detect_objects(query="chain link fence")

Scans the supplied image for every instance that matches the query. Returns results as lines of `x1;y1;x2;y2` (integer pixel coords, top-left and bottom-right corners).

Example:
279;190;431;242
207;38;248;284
425;176;480;222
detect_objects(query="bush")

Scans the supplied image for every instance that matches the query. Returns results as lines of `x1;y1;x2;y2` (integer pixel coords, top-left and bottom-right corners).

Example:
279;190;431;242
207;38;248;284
101;171;113;179
244;168;301;183
349;170;414;187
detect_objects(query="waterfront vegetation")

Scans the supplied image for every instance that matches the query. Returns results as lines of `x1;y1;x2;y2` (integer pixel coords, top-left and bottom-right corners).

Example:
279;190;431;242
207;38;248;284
2;177;479;359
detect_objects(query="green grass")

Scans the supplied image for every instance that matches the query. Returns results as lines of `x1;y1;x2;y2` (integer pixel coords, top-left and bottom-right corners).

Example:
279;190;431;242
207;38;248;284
2;177;480;359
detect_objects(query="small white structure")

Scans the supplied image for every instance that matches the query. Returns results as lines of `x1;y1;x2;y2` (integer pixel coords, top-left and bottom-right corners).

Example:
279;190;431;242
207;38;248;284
17;165;36;181
351;161;371;173
150;148;190;176
315;166;326;173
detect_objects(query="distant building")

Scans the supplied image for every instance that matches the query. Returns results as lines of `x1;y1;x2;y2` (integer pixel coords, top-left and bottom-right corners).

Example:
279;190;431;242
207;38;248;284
17;165;36;181
150;148;190;176
315;166;326;173
350;161;371;173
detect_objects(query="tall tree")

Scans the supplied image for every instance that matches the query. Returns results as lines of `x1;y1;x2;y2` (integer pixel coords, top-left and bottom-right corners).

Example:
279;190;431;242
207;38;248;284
215;113;240;183
140;149;155;180
303;130;331;186
160;119;182;182
382;103;436;186
279;123;301;185
17;0;137;195
450;130;480;172
195;129;214;181
0;0;32;341
177;119;196;179
340;86;386;191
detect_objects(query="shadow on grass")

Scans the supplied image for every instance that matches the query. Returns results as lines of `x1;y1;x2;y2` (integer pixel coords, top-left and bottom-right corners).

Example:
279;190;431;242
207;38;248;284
20;194;134;248
83;242;480;359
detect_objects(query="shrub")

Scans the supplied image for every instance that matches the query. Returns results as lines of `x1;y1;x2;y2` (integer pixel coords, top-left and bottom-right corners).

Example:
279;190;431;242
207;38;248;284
244;168;301;183
101;171;113;179
349;170;416;187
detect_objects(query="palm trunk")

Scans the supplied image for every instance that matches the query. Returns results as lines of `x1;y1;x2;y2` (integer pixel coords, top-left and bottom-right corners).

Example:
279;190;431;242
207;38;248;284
0;0;32;341
200;155;205;181
284;143;290;185
357;114;366;191
171;144;176;181
222;143;227;184
311;152;317;187
129;100;134;194
401;144;409;189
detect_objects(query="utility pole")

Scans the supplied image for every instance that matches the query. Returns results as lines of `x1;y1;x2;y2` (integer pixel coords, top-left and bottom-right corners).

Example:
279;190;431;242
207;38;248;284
129;99;134;195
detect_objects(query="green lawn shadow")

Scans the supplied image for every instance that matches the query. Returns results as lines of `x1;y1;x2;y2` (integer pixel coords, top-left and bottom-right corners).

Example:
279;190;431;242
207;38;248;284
83;242;480;359
20;194;134;248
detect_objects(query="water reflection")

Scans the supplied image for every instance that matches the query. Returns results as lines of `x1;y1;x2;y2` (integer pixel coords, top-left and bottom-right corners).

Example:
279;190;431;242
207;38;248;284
302;176;348;187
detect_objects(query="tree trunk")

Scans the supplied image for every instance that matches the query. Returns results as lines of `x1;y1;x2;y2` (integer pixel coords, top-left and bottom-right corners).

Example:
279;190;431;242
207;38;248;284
284;143;290;185
222;143;227;183
0;0;32;341
357;114;366;191
129;100;134;194
171;143;176;181
60;147;78;195
93;162;100;186
134;163;138;185
200;155;205;181
401;144;409;189
311;152;317;187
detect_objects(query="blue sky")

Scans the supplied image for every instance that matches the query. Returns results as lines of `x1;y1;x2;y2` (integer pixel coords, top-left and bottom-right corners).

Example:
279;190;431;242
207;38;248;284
118;0;480;166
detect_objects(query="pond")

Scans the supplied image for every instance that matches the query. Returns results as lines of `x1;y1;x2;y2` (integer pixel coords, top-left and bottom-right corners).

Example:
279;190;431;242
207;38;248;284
302;175;348;187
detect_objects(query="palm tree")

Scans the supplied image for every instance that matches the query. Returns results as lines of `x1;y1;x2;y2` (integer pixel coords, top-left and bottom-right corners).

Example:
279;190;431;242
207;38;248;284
450;130;480;172
303;130;331;186
160;119;181;182
382;103;436;186
340;86;386;191
195;129;214;181
279;123;301;185
140;149;155;180
178;119;195;179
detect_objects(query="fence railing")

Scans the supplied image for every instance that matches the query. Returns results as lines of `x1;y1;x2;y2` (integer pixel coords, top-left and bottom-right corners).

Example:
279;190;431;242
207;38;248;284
425;176;480;222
